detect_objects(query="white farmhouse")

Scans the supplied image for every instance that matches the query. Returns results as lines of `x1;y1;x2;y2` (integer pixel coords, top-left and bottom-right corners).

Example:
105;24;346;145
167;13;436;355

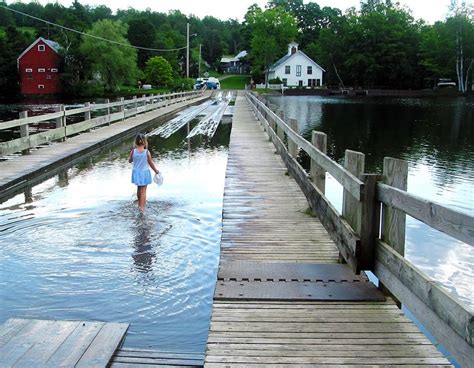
267;42;325;88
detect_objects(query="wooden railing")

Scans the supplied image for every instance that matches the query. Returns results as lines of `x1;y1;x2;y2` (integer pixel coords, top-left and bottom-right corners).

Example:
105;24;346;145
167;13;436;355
0;91;203;156
246;91;474;368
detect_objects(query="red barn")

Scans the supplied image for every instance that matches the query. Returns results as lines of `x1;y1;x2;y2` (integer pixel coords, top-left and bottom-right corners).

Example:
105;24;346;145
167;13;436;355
17;37;62;95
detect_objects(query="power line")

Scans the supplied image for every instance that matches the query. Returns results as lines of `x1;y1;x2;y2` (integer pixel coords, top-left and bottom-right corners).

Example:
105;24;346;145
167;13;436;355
1;5;188;52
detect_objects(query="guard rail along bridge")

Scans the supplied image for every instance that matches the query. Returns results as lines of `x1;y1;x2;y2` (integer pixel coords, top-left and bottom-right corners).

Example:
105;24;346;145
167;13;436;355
0;90;472;367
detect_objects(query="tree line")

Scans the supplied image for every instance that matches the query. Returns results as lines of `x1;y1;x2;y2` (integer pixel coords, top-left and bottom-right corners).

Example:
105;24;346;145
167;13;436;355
0;0;473;98
0;0;244;97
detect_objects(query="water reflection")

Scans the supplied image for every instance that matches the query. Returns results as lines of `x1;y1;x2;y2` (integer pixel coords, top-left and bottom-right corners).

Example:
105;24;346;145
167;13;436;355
132;215;155;274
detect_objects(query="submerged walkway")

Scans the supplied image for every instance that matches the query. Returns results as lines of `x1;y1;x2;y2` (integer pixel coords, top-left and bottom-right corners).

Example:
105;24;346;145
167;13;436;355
204;93;452;366
0;93;210;203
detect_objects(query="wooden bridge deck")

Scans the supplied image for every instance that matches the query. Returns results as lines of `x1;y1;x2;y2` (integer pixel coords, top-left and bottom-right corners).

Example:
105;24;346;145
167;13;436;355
0;93;209;204
204;93;452;367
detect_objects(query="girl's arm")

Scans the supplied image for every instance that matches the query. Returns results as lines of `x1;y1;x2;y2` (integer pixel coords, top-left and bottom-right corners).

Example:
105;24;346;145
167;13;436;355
128;148;134;163
147;151;159;174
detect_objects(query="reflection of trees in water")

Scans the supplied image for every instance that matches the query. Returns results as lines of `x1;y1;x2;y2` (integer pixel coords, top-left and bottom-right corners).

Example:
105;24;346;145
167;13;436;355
295;98;473;189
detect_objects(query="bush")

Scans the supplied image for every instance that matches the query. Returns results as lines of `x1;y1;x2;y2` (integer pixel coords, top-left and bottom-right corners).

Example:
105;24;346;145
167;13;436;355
269;77;282;85
170;77;194;91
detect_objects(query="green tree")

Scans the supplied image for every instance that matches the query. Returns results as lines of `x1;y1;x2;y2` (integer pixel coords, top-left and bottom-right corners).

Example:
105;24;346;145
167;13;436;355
127;18;157;69
244;5;298;84
80;19;139;91
144;56;173;87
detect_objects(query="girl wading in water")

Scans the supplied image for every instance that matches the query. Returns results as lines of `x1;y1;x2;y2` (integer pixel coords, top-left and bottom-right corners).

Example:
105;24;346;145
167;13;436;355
129;134;160;211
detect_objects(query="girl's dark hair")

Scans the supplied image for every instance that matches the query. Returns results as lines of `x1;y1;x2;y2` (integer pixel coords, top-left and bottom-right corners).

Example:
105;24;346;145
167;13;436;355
135;133;147;147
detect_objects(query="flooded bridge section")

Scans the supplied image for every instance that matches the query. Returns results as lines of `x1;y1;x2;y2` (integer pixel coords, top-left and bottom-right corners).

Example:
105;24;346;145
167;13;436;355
0;91;209;204
204;91;473;367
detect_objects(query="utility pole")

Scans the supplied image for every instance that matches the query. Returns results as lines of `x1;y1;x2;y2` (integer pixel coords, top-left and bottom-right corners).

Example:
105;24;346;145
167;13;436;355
186;23;190;78
198;44;202;78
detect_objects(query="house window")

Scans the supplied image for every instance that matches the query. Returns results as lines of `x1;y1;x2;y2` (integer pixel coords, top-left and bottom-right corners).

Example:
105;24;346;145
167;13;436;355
282;78;288;86
25;68;33;73
51;68;58;72
38;68;45;72
298;80;303;87
27;75;33;80
308;79;312;87
316;79;321;87
307;66;313;75
38;85;45;89
285;65;290;74
38;44;45;52
296;65;302;77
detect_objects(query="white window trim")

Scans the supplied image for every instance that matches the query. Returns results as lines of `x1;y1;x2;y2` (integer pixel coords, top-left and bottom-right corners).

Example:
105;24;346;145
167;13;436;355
38;68;46;72
25;68;33;73
307;66;313;75
38;84;45;89
296;65;302;77
285;65;291;75
38;45;45;52
51;68;58;72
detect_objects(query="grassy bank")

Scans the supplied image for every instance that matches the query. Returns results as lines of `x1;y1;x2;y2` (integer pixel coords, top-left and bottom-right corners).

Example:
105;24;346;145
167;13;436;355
220;75;251;90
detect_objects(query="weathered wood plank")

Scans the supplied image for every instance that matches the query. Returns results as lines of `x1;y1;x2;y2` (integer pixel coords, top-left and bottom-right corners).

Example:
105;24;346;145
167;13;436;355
377;182;474;246
76;322;129;367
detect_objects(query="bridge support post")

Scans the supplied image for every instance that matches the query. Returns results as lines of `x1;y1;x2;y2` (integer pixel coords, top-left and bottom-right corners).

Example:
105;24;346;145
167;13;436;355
288;118;299;158
311;131;327;194
381;157;408;256
341;150;365;265
119;97;125;120
277;110;285;142
105;99;111;125
19;111;30;155
55;105;66;141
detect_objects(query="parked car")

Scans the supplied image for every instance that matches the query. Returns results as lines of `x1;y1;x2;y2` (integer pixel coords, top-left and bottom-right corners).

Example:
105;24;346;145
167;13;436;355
194;77;220;90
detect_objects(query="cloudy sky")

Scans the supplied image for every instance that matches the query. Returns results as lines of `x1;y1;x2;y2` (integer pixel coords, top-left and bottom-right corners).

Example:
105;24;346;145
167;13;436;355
27;0;454;24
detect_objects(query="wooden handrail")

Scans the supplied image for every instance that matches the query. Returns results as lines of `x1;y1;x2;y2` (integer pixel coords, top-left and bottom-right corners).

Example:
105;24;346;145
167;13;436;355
0;91;202;156
377;183;474;246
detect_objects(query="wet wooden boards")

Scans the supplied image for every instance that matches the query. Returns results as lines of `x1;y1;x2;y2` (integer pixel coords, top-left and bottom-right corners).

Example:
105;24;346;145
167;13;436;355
0;318;128;367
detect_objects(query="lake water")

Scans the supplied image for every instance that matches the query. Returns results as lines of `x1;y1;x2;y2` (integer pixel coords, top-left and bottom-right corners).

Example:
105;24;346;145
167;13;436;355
0;120;231;353
268;95;474;310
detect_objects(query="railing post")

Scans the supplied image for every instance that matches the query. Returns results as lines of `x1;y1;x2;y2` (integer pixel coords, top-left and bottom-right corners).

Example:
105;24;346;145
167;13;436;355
133;96;138;117
360;173;379;271
381;157;408;256
311;131;327;194
341;150;365;265
106;99;110;125
84;102;91;132
119;97;125;121
288;118;298;158
19;111;29;155
55;105;65;141
343;150;365;234
277;110;285;142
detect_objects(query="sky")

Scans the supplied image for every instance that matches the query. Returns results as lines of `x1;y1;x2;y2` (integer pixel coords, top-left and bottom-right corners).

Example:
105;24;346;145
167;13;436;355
24;0;454;24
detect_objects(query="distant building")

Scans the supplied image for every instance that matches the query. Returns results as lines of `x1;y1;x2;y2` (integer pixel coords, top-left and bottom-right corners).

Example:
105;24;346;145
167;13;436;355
17;37;62;95
267;42;325;88
220;51;249;74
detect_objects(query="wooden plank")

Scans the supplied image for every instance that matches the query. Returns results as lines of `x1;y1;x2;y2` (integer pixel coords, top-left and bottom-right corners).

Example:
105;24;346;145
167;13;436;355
45;321;105;367
13;320;79;367
66;120;93;136
375;239;474;348
29;126;65;147
0;136;30;156
288;118;298;158
377;182;474;247
76;322;129;367
0;319;30;348
342;150;365;234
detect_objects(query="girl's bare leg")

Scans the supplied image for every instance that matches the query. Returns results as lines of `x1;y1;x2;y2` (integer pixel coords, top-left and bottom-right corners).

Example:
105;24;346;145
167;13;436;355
138;186;147;210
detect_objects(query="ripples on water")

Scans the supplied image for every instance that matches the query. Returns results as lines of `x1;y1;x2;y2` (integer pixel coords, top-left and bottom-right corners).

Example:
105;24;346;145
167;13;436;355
269;95;474;309
0;132;229;352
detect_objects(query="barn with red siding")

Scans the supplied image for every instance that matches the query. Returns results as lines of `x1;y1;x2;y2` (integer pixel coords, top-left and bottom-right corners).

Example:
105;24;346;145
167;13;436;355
17;37;62;95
